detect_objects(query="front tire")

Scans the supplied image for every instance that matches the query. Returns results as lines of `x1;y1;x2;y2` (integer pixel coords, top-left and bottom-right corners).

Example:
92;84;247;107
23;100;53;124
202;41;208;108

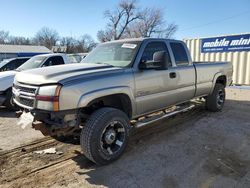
80;107;130;165
4;88;18;111
206;83;225;112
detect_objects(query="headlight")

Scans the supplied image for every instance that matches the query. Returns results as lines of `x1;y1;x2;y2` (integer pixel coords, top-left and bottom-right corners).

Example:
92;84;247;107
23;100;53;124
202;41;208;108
36;85;62;111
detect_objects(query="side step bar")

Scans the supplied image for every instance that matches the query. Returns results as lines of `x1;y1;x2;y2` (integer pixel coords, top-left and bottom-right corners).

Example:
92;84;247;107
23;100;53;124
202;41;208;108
134;104;195;128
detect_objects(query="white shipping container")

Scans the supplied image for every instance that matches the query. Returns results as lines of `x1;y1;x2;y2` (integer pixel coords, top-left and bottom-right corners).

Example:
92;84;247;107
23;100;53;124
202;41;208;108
184;33;250;85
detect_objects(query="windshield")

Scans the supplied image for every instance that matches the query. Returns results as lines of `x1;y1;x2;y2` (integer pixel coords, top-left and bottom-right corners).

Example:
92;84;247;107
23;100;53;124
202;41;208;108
81;41;140;67
17;56;46;71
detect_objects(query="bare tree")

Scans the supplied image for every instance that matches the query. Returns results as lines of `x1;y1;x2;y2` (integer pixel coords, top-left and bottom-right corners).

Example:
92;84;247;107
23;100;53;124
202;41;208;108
0;31;32;45
97;1;177;42
9;36;31;45
60;35;96;53
0;30;9;44
125;8;178;38
97;30;113;42
0;28;97;53
164;23;178;38
76;35;97;52
97;0;141;41
34;27;59;49
60;36;77;53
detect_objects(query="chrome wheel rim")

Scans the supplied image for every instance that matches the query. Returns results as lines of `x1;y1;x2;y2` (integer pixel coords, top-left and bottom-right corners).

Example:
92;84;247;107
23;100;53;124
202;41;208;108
217;89;225;107
100;120;126;155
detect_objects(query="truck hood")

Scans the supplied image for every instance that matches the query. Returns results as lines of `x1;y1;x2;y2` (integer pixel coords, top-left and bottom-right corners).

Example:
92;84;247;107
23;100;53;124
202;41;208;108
15;63;123;85
0;71;16;91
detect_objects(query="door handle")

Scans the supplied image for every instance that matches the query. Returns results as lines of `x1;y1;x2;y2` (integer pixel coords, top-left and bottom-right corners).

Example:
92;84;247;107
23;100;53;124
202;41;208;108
169;72;176;79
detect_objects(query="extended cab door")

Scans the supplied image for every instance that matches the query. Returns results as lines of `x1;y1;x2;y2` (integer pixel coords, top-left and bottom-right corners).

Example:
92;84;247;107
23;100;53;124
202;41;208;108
134;40;196;116
134;41;179;115
167;42;196;103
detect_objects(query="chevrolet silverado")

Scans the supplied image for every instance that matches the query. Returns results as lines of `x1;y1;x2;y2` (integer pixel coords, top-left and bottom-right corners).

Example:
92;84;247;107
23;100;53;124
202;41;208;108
13;38;233;164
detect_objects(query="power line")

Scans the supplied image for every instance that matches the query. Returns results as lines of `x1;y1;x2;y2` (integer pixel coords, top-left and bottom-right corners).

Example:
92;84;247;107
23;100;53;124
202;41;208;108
180;10;250;31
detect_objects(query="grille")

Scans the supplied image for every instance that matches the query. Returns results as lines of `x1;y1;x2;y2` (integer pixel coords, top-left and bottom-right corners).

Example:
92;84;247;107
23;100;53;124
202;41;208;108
19;98;34;107
14;84;36;94
13;83;38;108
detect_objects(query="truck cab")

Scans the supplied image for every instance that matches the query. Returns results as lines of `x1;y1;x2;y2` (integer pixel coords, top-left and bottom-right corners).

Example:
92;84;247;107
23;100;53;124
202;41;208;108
132;39;196;115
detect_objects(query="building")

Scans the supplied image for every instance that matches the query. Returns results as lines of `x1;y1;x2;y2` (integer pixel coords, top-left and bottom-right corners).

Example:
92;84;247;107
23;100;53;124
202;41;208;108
184;33;250;85
0;44;51;61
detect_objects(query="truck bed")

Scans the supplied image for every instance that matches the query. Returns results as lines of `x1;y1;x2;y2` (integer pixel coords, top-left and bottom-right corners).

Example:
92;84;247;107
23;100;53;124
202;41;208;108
194;61;233;97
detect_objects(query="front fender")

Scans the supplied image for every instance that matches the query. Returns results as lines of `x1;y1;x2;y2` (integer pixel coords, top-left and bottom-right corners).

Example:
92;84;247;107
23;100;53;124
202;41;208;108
77;86;136;116
0;76;14;92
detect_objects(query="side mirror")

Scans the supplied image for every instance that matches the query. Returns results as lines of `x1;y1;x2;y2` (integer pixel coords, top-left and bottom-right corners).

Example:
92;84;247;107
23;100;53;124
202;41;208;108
138;60;147;69
139;51;170;70
153;51;170;70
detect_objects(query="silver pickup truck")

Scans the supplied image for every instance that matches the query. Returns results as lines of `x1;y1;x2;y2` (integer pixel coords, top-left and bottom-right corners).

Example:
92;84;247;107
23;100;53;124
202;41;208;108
13;38;233;165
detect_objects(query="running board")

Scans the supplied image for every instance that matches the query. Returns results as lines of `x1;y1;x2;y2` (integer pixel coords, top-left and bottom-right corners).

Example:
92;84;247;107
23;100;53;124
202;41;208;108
135;104;195;128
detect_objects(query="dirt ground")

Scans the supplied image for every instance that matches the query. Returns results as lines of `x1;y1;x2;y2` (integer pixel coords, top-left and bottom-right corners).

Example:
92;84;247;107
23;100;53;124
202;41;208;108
0;87;250;188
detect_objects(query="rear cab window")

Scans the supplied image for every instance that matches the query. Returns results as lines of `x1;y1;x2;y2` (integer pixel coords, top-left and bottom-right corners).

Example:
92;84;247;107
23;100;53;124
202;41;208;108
170;42;189;66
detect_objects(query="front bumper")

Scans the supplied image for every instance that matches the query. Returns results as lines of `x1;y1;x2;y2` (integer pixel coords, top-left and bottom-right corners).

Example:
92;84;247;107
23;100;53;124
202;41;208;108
31;109;79;136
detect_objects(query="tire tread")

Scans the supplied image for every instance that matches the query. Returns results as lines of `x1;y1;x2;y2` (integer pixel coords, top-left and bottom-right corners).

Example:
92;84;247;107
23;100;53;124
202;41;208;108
206;83;225;112
80;107;129;164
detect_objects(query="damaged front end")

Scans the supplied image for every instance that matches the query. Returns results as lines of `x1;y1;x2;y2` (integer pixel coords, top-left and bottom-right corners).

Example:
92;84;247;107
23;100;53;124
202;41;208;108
12;81;93;137
31;110;83;137
12;82;85;137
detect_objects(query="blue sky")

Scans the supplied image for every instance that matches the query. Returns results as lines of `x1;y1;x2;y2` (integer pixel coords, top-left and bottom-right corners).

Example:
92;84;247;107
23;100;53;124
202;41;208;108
0;0;249;41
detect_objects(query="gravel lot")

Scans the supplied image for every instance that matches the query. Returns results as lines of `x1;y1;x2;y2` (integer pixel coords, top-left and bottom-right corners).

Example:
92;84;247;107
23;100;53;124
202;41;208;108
0;87;250;188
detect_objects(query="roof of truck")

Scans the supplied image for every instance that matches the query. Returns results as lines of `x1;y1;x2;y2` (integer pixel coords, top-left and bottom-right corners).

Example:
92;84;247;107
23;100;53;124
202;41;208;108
34;53;66;57
105;38;182;43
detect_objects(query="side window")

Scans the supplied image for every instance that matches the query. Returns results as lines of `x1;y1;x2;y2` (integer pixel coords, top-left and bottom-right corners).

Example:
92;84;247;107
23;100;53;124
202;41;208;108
0;65;7;71
14;59;28;69
43;56;64;67
170;43;189;66
141;42;171;64
3;61;15;71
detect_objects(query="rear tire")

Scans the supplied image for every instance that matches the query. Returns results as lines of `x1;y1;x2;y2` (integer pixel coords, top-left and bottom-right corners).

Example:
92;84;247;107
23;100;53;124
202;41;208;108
80;107;130;165
206;83;225;112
